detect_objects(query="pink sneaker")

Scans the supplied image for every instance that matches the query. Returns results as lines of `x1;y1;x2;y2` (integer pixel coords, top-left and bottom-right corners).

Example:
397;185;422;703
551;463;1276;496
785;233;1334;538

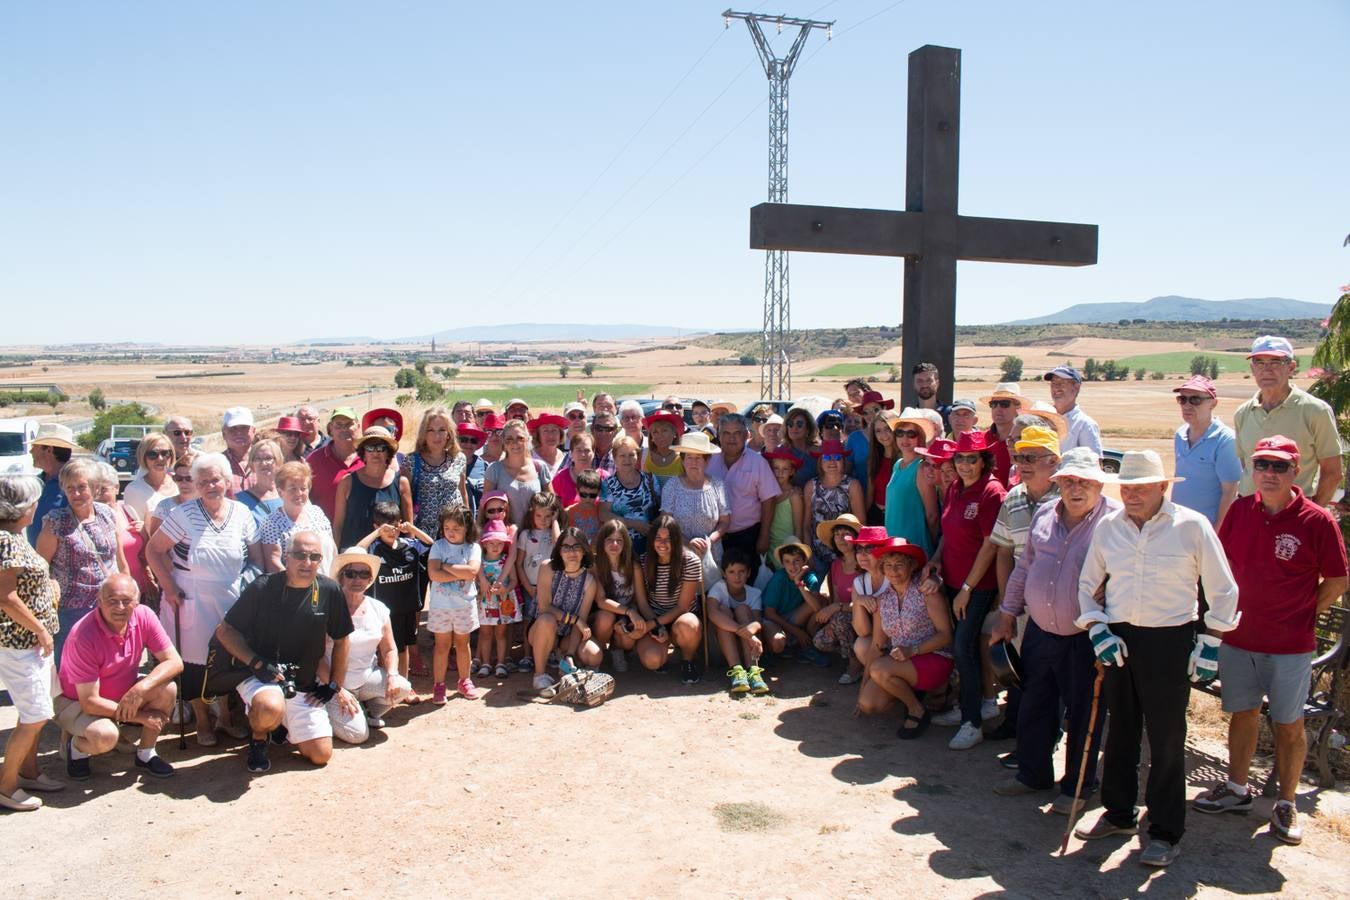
431;682;447;705
457;678;481;700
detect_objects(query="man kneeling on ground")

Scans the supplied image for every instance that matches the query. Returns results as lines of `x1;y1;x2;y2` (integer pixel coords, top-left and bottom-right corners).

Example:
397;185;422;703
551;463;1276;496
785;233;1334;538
57;574;182;781
214;530;354;773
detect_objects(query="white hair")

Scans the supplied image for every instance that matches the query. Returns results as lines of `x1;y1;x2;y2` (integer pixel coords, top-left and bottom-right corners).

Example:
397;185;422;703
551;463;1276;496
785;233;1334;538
0;474;42;523
191;452;232;483
618;400;643;417
91;460;121;490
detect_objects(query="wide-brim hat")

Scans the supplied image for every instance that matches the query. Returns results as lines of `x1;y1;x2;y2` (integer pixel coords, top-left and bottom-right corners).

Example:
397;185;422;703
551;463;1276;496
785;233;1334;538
893;407;939;442
763;449;803;469
812;438;848;458
1114;449;1182;484
355;425;398;455
1024;401;1069;438
362;407;404;437
479;519;514;549
481;412;507;431
816;513;862;547
456;422;487;443
775;537;812;564
914;438;958;463
952;430;992;453
527;413;569;434
331;547;382;580
872;537;928;569
275;415;303;434
710;400;738;415
979;382;1024;405
674;431;721;455
763;413;784;426
643;411;686;434
31;422;76;450
473;398;496;412
846;525;891;546
854;390;894;412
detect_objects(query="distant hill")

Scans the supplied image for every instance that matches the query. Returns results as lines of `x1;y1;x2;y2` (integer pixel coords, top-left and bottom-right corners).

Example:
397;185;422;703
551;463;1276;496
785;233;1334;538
1007;295;1330;325
407;323;694;342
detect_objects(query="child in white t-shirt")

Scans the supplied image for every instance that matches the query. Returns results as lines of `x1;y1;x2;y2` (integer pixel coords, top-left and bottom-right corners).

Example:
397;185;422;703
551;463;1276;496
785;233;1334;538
706;552;768;695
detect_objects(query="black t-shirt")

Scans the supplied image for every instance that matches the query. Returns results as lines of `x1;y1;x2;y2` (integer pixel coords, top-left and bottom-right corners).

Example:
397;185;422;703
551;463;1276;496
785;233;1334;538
225;572;354;686
370;537;429;617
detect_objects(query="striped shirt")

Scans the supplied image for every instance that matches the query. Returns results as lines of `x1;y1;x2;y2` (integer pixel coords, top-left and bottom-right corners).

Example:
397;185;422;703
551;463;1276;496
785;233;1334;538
989;482;1060;561
644;548;702;616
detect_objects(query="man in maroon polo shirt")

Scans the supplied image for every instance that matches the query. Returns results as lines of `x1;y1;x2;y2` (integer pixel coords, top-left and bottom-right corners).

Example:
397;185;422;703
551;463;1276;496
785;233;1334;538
306;407;363;521
1198;436;1348;845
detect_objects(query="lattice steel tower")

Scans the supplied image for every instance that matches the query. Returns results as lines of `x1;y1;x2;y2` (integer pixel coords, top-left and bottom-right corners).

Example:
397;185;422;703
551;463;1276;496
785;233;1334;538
724;9;832;400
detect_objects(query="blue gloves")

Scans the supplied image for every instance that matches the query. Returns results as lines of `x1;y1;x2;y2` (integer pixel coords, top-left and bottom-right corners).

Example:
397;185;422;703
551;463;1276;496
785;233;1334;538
1089;623;1128;667
1189;634;1221;683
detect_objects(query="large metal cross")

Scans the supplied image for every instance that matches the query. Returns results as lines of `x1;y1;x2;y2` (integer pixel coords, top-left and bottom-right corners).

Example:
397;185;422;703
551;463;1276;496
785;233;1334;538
749;44;1098;406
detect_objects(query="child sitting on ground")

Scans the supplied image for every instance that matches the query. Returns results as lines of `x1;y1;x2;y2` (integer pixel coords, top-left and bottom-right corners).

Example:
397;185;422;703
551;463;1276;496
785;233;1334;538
564;469;603;545
760;540;828;664
706;551;768;695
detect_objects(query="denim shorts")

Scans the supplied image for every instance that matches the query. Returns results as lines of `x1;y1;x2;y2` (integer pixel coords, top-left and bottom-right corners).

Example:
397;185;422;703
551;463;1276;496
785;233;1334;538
1217;644;1312;725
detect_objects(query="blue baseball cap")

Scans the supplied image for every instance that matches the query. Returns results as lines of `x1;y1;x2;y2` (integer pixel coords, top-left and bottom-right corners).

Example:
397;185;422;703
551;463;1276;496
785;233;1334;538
1043;365;1083;383
816;409;845;428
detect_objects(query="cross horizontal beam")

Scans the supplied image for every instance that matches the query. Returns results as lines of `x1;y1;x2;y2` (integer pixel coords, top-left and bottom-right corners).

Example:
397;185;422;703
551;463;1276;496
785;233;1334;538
749;202;1098;267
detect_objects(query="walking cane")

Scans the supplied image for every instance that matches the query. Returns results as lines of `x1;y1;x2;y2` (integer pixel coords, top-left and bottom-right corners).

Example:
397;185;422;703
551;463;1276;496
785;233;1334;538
1060;660;1106;856
172;605;187;751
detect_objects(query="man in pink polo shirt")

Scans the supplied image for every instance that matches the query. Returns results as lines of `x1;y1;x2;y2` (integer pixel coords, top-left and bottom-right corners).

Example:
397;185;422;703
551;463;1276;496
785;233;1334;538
706;413;780;584
56;573;183;781
1200;436;1348;845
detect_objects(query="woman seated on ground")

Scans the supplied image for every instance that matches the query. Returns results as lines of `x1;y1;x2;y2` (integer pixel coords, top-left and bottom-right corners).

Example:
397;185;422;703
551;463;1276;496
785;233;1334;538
334;426;413;550
122;432;177;522
600;435;658;556
636;513;704;684
801;439;865;577
855;539;953;739
527;526;602;691
812;513;864;683
259;461;337;574
319;547;413;744
589;519;652;674
235;439;284;527
146;450;198;538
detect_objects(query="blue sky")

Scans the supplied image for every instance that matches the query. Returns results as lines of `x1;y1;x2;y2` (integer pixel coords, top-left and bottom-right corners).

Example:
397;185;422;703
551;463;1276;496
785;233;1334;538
2;1;1347;345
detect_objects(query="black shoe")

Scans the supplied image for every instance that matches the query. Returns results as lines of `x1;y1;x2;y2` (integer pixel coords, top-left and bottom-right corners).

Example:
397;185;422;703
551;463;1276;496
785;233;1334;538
270;725;289;745
999;751;1019;770
134;754;175;779
985;720;1017;741
65;734;91;781
247;739;271;773
680;661;700;685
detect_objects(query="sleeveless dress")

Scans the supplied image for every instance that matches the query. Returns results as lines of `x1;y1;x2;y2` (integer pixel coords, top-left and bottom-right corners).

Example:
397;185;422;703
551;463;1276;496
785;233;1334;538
479;554;520;624
402;451;467;537
808;476;854;568
884;457;934;557
549;570;589;637
340;473;401;548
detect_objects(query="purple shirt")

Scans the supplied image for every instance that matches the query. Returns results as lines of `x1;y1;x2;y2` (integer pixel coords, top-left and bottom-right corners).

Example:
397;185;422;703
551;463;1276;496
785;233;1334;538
706;447;782;533
1001;494;1120;636
59;605;172;702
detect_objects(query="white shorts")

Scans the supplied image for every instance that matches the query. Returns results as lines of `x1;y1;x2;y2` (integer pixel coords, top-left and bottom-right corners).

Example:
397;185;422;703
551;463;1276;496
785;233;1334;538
427;605;479;634
237;677;332;745
0;646;55;724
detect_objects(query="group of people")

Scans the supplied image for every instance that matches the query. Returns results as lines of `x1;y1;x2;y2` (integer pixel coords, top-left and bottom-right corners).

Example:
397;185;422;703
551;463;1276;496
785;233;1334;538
0;334;1345;868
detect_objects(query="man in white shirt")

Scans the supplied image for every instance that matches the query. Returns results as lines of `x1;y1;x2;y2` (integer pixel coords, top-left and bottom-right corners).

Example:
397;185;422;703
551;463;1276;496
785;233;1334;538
1043;365;1102;456
1071;450;1239;868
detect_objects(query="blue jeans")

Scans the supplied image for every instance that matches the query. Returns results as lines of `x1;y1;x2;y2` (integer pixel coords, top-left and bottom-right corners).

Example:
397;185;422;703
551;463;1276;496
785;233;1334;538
948;585;996;725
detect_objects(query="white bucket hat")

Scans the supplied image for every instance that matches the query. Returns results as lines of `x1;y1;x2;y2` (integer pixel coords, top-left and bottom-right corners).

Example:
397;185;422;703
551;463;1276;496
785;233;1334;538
1114;449;1183;484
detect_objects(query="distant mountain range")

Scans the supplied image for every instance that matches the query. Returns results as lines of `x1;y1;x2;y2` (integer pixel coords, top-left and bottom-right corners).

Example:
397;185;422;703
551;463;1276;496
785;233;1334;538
296;323;693;345
1006;296;1331;325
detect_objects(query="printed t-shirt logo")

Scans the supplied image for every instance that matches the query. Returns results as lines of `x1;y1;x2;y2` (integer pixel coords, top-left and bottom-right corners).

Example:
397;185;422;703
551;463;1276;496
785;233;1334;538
964;502;980;521
1273;533;1301;562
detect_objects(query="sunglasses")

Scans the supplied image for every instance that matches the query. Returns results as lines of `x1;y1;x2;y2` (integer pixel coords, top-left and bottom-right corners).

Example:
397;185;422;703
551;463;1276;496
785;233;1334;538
484;506;508;516
475;410;490;418
591;425;617;433
1252;459;1293;473
788;419;808;428
989;399;1018;409
895;429;921;439
145;449;172;460
751;416;768;424
290;551;324;563
486;430;503;439
1011;453;1053;465
953;453;983;464
567;412;587;421
820;453;844;461
1175;395;1210;406
663;403;683;411
459;437;481;446
172;473;194;482
340;568;373;579
578;491;600;500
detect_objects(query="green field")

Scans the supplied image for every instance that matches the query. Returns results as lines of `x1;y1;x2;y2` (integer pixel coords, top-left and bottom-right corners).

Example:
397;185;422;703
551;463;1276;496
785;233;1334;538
1115;351;1312;374
443;383;651;409
811;362;891;377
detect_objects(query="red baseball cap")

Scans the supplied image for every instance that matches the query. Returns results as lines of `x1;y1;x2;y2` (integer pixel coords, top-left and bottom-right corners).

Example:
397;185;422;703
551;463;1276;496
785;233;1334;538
1172;375;1217;398
1251;435;1299;463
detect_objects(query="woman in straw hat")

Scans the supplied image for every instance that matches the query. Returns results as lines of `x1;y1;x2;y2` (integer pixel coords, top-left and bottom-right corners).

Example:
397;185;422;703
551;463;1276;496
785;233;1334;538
659;432;728;587
333;427;413;550
884;408;941;558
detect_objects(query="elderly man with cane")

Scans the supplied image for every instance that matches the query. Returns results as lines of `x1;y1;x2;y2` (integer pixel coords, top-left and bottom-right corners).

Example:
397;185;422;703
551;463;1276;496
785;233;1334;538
1070;450;1240;867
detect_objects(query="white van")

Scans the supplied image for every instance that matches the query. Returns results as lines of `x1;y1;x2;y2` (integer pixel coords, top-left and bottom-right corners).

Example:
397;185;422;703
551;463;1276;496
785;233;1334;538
0;417;40;474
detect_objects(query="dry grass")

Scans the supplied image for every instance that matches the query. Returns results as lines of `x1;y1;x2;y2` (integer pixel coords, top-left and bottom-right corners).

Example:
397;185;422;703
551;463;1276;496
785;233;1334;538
713;801;788;833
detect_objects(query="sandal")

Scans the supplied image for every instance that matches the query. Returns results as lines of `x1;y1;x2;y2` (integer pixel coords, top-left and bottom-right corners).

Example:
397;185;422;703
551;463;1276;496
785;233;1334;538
476;663;492;678
897;709;931;741
494;663;511;678
0;788;42;811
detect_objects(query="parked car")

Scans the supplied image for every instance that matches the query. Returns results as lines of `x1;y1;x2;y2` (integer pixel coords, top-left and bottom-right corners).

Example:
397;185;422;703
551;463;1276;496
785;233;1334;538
1101;448;1123;473
0;417;39;475
98;424;155;483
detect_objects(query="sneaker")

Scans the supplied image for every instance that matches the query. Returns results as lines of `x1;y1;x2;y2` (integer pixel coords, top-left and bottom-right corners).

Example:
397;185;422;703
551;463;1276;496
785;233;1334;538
457;678;481;700
981;698;1001;721
948;721;984;751
1192;781;1254;815
432;682;447;705
494;663;511;678
1074;812;1138;840
680;660;700;685
837;669;862;685
999;751;1020;770
747;666;770;695
134;754;175;779
518;656;534;673
800;647;831;667
1270;800;1303;845
727;665;750;694
270;725;289;745
558;657;578;677
1052;792;1093;816
246;738;271;773
16;772;64;793
64;735;91;782
366;714;386;730
610;648;628;674
992;777;1049;796
985;719;1017;741
932;707;964;727
1139;839;1180;867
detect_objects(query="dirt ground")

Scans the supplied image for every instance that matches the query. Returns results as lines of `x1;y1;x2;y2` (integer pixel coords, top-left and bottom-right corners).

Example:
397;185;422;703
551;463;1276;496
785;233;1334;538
3;661;1348;898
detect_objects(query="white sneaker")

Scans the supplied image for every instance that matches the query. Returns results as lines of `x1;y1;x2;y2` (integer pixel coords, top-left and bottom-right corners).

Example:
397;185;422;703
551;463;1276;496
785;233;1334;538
981;698;1002;721
949;722;984;750
932;707;964;727
610;648;628;673
532;674;554;692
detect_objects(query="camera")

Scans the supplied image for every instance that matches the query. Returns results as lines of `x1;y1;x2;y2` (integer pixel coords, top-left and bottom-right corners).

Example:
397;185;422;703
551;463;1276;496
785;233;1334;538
276;663;301;699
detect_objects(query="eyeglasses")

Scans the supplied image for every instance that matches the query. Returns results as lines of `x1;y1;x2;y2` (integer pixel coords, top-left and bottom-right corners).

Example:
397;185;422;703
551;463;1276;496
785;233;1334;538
1252;459;1293;473
1011;453;1053;465
487;430;503;439
1251;358;1291;369
172;473;193;482
578;491;600;500
340;568;373;579
290;551;324;563
1175;395;1210;406
621;413;642;422
751;416;768;424
853;544;875;555
459;437;481;446
474;410;490;418
591;425;617;433
662;403;683;411
567;412;587;421
559;543;584;552
989;399;1018;409
895;429;921;439
169;429;193;436
820;453;844;461
953;453;982;465
145;449;172;460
